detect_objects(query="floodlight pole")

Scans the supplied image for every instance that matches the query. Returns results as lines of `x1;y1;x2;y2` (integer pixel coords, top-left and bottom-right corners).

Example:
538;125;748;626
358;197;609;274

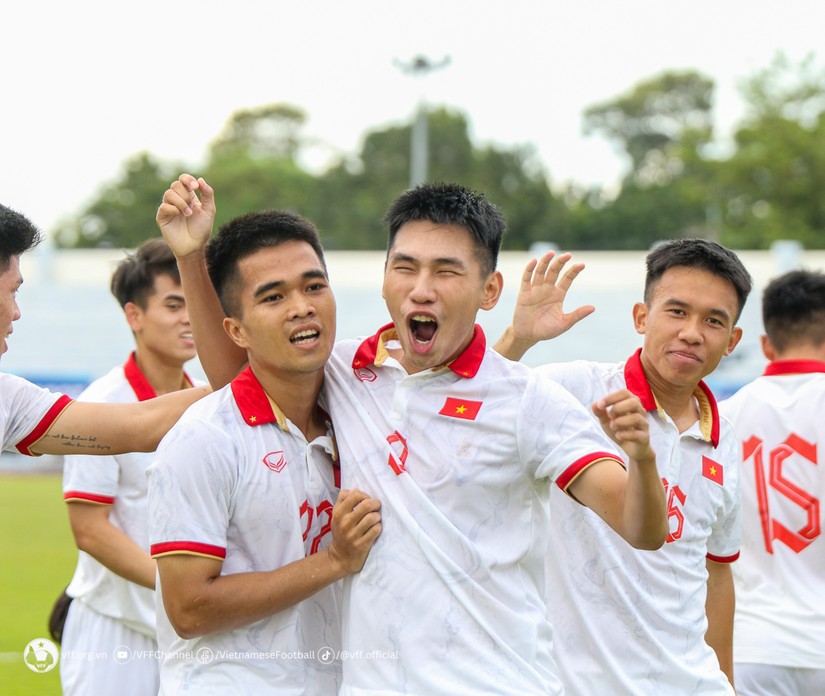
395;55;451;187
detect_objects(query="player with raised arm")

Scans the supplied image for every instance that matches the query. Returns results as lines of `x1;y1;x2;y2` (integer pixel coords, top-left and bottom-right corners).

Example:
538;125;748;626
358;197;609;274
0;204;208;459
157;174;666;695
495;240;751;695
720;269;825;696
147;205;381;693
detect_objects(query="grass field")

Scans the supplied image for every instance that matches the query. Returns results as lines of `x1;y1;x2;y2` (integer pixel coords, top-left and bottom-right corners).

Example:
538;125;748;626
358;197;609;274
0;473;77;695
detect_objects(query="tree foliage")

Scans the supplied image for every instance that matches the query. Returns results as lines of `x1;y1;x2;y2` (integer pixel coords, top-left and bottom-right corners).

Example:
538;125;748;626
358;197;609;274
56;56;825;251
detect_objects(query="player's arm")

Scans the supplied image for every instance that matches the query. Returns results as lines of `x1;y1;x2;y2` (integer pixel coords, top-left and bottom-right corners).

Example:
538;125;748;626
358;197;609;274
30;386;210;455
67;502;156;589
493;250;595;361
705;558;735;687
157;489;382;638
567;389;667;550
156;173;247;389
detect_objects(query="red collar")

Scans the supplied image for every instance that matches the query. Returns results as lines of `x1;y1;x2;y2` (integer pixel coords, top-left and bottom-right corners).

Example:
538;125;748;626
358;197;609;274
351;322;487;378
124;352;193;402
231;366;283;428
623;348;720;447
764;359;825;376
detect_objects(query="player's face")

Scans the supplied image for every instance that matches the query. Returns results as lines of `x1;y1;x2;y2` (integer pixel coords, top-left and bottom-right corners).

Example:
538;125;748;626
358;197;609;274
127;274;196;367
382;220;502;374
634;266;743;390
0;255;23;358
226;241;336;378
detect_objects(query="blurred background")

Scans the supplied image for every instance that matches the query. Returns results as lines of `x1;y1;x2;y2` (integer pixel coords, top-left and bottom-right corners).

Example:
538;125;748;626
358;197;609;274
3;0;825;414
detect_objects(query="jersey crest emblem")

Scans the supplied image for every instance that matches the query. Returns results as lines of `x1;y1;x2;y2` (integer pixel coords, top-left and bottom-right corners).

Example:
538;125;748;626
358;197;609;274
263;451;287;473
355;367;378;383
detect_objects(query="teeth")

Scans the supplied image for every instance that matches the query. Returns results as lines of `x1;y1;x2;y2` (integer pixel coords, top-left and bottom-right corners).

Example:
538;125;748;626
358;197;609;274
411;315;435;323
291;330;319;344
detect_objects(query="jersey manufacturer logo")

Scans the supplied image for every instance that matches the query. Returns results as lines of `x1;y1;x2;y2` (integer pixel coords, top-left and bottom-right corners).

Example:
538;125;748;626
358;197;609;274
263;451;287;473
354;367;378;383
438;397;483;420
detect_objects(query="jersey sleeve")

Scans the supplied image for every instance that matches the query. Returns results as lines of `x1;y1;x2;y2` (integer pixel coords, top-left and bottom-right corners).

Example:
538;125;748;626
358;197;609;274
0;373;72;455
518;372;623;488
706;426;742;563
63;453;119;504
148;417;238;561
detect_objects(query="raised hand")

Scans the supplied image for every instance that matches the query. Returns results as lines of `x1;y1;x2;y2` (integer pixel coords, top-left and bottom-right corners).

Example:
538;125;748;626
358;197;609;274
328;488;382;573
494;250;595;360
512;250;595;343
592;389;655;465
156;173;216;258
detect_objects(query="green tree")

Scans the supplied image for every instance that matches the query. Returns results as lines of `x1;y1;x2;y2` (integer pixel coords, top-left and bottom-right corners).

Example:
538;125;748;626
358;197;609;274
203;103;319;227
718;54;825;248
314;107;563;249
55;152;177;248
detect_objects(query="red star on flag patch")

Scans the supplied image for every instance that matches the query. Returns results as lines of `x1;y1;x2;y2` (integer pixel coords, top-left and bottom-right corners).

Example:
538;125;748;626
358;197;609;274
702;455;724;485
439;397;483;420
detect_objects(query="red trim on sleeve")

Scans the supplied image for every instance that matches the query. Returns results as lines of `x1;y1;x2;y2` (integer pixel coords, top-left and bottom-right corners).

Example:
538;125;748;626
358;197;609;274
15;394;74;455
150;541;226;560
64;491;115;505
707;550;740;564
555;451;624;491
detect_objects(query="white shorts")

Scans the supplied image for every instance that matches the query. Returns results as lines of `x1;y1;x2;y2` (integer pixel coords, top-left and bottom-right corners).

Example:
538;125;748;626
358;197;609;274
736;662;825;696
60;599;159;696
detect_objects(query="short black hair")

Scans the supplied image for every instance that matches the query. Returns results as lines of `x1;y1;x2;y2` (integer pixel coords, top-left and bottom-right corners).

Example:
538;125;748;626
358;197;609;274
384;182;506;276
762;269;825;351
0;204;42;273
205;209;327;317
110;238;180;309
644;238;752;321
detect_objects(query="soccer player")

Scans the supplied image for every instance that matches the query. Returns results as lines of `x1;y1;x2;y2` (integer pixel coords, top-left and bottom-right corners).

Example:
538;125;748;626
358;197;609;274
156;174;667;695
495;240;752;695
719;269;825;696
147;208;382;693
0;204;207;458
59;238;201;695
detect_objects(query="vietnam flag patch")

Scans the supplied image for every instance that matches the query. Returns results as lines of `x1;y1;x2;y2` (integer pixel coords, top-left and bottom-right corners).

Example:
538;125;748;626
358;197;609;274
439;397;483;421
702;456;724;485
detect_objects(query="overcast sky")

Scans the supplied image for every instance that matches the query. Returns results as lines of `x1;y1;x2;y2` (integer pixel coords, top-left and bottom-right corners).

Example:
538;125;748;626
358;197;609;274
3;0;823;234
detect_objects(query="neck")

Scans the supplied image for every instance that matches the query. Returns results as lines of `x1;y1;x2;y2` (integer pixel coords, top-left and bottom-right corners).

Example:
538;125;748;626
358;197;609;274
774;346;825;363
133;351;188;396
249;359;326;440
640;354;700;433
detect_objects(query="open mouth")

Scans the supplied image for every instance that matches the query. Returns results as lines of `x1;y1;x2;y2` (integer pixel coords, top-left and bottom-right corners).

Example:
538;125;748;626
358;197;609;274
410;315;437;344
291;329;320;345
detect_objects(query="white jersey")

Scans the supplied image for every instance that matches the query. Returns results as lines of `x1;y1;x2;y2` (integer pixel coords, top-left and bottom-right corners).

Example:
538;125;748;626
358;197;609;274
536;350;740;696
148;366;342;695
0;372;71;454
321;323;625;696
720;359;825;670
62;353;198;636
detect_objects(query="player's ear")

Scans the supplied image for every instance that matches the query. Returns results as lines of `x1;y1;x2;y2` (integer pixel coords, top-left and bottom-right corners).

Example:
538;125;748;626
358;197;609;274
725;326;743;356
123;302;142;333
632;302;648;335
223;316;249;350
480;271;503;311
760;334;776;361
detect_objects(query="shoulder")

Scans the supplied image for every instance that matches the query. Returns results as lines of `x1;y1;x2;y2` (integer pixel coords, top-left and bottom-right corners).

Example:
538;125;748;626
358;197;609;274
76;366;131;402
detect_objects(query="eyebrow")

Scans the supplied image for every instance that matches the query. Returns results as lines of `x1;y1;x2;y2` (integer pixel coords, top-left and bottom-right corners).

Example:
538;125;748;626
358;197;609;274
389;252;467;269
162;293;186;303
665;298;732;321
253;269;327;299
